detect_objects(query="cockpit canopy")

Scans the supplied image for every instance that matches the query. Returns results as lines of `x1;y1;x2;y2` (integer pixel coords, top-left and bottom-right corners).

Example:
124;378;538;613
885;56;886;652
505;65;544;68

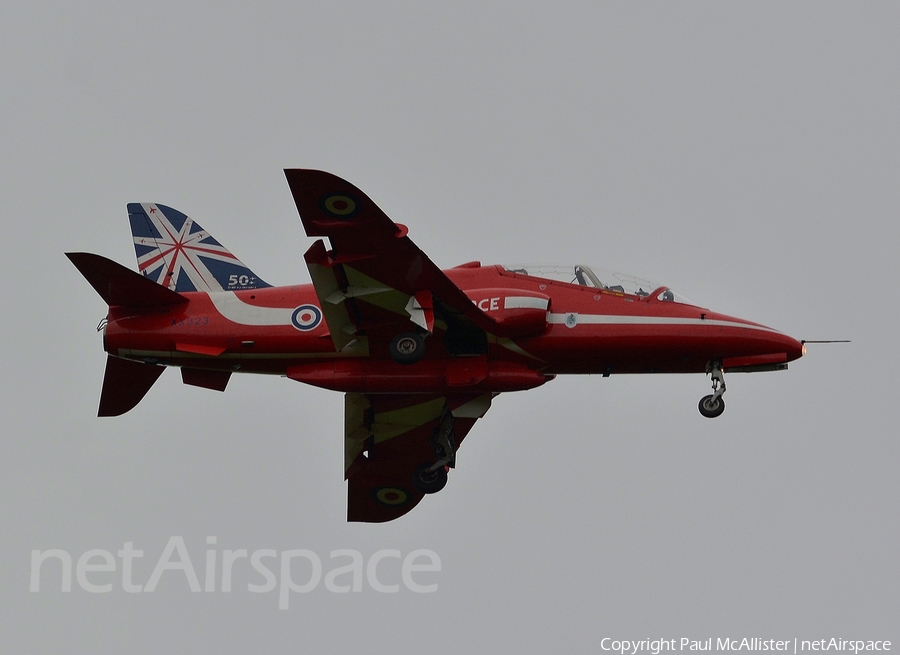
502;264;693;304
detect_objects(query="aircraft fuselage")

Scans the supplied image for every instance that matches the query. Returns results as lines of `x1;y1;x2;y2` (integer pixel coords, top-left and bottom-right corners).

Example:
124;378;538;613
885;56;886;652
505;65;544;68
105;263;804;395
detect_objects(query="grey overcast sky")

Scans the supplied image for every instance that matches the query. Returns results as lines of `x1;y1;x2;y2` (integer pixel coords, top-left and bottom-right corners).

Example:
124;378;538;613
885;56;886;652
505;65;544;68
2;2;897;652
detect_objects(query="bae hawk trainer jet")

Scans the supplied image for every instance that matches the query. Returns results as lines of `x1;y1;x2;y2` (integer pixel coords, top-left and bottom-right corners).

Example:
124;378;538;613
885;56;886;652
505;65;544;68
67;170;806;522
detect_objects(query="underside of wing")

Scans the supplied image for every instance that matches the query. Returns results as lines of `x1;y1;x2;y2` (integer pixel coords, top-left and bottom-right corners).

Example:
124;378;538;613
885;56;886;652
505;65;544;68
343;392;494;523
284;169;509;358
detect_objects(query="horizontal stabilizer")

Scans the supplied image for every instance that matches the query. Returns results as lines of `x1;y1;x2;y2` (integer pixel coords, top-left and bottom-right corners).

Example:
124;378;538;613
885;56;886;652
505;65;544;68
98;355;165;416
66;252;187;308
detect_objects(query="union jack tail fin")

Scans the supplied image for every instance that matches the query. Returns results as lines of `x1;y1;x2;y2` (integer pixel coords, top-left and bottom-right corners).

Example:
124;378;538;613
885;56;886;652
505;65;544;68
128;203;271;292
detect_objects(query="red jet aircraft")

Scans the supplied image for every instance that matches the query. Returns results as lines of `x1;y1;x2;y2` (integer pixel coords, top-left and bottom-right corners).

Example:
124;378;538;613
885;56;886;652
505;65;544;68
68;169;806;522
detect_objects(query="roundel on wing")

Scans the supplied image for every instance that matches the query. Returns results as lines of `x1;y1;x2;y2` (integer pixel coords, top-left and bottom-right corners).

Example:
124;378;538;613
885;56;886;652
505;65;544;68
318;192;362;219
291;304;322;331
372;486;411;507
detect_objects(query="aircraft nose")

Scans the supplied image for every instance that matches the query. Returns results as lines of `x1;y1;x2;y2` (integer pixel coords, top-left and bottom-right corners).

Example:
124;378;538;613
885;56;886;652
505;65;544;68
712;310;807;367
786;334;805;362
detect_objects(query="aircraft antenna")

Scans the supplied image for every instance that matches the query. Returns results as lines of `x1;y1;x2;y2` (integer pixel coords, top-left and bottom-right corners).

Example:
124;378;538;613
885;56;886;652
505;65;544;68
800;340;851;344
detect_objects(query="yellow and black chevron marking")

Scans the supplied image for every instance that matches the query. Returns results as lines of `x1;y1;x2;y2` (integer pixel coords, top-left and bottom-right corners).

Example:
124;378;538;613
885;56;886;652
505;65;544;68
372;486;411;506
319;192;361;219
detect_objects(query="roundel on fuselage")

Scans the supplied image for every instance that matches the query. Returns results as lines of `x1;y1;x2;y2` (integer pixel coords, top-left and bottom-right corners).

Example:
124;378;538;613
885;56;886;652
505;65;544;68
291;304;322;331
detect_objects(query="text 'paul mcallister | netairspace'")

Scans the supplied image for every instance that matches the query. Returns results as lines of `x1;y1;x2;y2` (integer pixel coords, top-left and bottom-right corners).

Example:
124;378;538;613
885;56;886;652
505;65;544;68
600;639;891;654
601;639;793;653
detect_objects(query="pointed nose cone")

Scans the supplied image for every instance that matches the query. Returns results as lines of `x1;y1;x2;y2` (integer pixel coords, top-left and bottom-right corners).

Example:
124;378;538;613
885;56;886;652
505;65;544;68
748;326;805;363
705;310;806;369
785;334;806;362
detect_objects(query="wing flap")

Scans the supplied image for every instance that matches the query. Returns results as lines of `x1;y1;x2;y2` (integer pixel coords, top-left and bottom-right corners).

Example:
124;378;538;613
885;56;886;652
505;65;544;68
305;240;361;351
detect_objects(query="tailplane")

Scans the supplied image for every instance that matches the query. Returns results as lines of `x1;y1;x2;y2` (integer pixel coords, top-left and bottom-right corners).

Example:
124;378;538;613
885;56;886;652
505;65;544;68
98;355;165;416
66;252;186;415
128;203;270;292
65;252;187;308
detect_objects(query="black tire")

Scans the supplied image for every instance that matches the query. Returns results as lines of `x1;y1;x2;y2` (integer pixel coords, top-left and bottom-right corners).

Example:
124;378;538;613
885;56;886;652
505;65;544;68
411;463;448;494
698;394;725;418
389;332;425;365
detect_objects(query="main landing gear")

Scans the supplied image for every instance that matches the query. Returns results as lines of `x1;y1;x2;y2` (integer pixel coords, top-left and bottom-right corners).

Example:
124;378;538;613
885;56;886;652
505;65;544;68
389;332;425;365
698;362;726;418
412;409;456;494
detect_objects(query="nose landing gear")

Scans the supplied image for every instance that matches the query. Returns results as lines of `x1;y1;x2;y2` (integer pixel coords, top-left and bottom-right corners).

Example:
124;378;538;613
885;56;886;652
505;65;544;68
699;363;726;418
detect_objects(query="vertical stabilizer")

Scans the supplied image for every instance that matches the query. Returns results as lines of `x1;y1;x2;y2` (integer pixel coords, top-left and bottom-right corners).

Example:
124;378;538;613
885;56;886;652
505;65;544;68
128;203;270;292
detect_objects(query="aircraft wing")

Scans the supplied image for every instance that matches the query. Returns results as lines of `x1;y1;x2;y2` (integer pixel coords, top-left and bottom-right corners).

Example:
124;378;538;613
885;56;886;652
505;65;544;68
344;392;493;522
284;169;505;354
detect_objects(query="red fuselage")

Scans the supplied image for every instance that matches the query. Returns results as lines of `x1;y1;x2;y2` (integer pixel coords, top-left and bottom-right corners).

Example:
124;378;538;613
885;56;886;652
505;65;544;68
105;263;804;394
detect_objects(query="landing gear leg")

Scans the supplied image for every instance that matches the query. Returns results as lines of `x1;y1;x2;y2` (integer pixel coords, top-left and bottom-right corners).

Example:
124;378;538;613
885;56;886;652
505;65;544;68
429;409;456;470
412;409;456;494
699;362;726;418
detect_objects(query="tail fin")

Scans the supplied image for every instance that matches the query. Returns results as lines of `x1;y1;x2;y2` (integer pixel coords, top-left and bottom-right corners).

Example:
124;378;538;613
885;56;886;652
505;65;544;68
128;203;271;292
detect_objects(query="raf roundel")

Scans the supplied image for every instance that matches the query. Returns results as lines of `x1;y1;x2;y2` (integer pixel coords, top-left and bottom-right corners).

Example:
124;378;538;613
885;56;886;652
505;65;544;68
373;487;410;507
291;304;322;331
319;192;362;219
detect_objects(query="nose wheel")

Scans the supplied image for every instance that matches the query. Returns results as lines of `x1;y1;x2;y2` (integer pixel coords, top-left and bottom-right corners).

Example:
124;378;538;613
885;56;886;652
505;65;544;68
699;363;726;418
